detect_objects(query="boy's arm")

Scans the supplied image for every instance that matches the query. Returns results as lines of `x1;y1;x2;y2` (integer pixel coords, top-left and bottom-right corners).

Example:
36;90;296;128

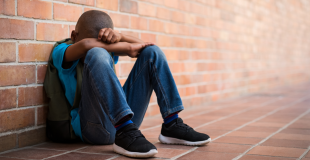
64;38;153;62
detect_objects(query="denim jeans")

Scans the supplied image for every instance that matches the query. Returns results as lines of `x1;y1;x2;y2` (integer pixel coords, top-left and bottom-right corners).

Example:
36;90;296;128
79;45;184;144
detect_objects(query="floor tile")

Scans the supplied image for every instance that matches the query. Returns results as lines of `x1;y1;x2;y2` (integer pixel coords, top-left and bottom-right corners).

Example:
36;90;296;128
238;126;280;132
196;142;252;153
154;142;195;150
271;133;310;141
112;156;161;160
0;148;65;159
199;124;239;131
226;131;271;138
248;122;286;128
247;146;306;158
155;148;188;158
178;151;239;160
77;145;116;155
33;142;88;151
239;154;295;160
47;152;114;160
195;129;228;139
261;139;310;149
280;128;310;135
306;151;310;158
214;136;263;145
0;157;25;160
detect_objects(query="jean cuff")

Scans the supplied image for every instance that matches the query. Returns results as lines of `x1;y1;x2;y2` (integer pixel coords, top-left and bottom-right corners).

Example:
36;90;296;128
162;105;184;119
113;109;134;125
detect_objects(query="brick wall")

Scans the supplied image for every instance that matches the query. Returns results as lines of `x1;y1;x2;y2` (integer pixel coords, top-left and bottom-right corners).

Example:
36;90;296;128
1;0;310;152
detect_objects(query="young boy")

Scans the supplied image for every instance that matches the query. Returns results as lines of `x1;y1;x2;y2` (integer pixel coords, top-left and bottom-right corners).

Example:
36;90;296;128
51;10;210;158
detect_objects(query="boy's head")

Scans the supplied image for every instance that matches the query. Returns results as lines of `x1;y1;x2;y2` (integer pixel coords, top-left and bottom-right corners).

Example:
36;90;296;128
71;10;114;42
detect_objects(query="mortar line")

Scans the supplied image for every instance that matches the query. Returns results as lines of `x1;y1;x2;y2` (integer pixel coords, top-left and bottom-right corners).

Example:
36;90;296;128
298;145;310;160
171;147;198;160
42;146;89;160
233;97;310;160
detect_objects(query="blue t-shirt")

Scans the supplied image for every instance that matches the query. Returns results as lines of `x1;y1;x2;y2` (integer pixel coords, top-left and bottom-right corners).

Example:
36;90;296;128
52;43;118;141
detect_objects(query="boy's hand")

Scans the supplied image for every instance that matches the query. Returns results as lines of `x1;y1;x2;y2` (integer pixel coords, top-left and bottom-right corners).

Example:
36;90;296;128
98;28;122;44
128;42;154;58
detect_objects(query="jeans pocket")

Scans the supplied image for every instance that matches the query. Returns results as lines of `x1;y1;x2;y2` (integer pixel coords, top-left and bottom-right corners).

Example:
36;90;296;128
82;121;110;145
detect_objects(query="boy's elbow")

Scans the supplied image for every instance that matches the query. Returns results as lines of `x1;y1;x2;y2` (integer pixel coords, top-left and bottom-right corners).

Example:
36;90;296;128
81;39;93;51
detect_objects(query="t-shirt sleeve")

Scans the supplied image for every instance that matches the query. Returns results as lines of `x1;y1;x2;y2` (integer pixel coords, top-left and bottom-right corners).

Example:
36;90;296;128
52;43;79;72
112;52;119;64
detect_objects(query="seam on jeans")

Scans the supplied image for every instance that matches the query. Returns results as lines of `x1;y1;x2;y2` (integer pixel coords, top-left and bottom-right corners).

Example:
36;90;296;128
152;64;171;112
114;109;133;124
83;64;115;124
128;59;152;90
163;105;184;118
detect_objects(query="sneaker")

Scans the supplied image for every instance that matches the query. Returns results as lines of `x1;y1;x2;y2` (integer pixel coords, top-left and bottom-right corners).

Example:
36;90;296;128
159;118;211;146
113;123;158;158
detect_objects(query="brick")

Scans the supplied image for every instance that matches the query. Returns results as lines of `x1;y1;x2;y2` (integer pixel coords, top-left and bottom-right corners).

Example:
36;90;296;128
185;13;196;24
37;106;48;125
69;25;76;34
0;65;35;86
110;13;130;28
149;19;165;32
171;10;184;23
0;18;34;40
69;0;95;6
120;31;139;38
162;49;179;60
164;22;179;34
54;3;82;22
156;7;170;20
36;23;69;41
130;16;148;30
138;2;156;17
19;43;53;62
164;0;178;8
0;0;15;15
18;0;52;19
140;0;164;5
0;134;17;152
18;128;46;147
157;35;172;47
96;0;118;11
172;37;185;47
18;86;47;107
0;42;16;62
0;88;16;110
37;65;47;84
0;108;35;132
140;33;156;43
120;62;134;77
120;0;137;14
178;0;190;12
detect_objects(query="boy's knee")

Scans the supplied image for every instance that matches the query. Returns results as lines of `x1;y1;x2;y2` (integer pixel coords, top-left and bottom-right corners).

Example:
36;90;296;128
140;45;166;60
85;47;113;65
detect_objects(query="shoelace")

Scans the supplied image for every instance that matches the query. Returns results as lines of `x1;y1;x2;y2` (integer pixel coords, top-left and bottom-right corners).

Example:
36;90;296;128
176;121;193;130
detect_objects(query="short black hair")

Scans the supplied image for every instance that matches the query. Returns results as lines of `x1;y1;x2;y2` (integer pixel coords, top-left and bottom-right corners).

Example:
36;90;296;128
76;10;114;38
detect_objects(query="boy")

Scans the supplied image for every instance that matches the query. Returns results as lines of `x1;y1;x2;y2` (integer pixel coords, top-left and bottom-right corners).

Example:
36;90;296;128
51;10;210;158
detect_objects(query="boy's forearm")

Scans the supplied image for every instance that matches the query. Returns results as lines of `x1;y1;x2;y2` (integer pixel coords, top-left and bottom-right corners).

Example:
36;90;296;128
120;33;144;43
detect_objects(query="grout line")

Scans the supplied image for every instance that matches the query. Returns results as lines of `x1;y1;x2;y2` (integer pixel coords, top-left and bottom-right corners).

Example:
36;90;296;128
106;155;120;160
233;97;310;160
42;146;89;160
170;147;198;160
298;145;310;160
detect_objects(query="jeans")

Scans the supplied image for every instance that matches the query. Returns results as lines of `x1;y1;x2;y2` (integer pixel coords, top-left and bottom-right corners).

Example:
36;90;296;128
79;45;184;144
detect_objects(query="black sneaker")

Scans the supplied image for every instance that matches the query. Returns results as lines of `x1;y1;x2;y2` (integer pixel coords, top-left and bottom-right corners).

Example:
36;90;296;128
159;118;211;146
113;123;158;158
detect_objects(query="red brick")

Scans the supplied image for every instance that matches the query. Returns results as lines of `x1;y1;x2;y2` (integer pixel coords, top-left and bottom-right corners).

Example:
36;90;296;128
157;35;172;47
37;106;48;125
18;86;47;107
0;0;15;15
171;10;184;23
130;16;148;30
36;23;69;41
178;0;190;12
140;33;156;43
162;49;179;60
165;22;179;34
19;43;53;62
0;42;16;62
138;2;156;17
0;65;35;86
54;3;82;22
69;0;95;6
110;13;130;28
0;18;34;40
96;0;118;11
164;0;178;8
37;64;47;84
0;88;16;110
149;19;165;32
120;0;137;14
0;108;35;132
120;62;134;77
148;104;160;116
185;13;196;24
120;31;139;38
69;25;76;34
172;37;186;47
18;0;52;19
0;134;17;152
18;128;46;147
156;7;170;20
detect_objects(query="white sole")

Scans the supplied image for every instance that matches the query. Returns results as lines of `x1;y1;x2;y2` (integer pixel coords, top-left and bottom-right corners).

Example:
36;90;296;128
113;143;158;158
159;134;211;146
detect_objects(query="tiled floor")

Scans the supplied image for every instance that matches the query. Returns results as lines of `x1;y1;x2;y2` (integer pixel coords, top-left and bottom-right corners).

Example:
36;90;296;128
1;84;310;160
